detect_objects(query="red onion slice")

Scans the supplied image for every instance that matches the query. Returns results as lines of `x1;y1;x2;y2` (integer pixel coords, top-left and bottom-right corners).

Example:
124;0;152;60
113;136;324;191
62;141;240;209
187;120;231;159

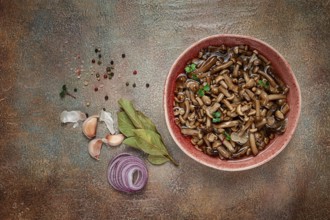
107;153;148;193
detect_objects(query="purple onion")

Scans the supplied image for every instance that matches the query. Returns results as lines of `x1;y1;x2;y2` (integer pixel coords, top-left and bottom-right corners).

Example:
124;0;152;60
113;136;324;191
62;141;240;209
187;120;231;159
107;153;148;193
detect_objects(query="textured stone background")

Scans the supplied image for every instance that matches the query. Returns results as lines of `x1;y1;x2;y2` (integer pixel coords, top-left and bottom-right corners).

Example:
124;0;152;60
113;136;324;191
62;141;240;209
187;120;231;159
0;1;329;219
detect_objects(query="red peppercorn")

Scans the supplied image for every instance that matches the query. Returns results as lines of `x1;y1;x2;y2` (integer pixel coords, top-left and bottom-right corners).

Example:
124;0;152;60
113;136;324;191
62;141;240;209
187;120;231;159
133;70;137;75
104;74;108;79
94;87;98;92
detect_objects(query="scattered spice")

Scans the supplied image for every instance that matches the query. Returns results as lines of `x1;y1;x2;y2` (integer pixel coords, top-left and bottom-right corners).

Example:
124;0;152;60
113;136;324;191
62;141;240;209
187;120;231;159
59;85;76;99
92;59;95;64
98;54;102;58
122;53;126;58
85;113;89;118
95;48;100;53
86;102;90;107
74;88;77;92
133;70;137;75
84;81;88;86
94;87;98;92
110;60;114;65
106;67;111;72
146;83;150;88
126;82;129;86
103;108;106;111
96;73;100;78
104;74;108;79
132;83;136;88
110;72;114;77
105;95;109;101
97;60;102;65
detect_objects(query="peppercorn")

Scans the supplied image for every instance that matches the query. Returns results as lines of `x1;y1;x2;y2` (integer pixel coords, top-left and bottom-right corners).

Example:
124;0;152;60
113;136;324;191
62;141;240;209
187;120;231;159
98;54;102;58
133;70;137;75
122;53;125;58
97;60;102;65
110;60;114;65
74;88;77;92
106;67;111;72
132;83;136;88
146;83;150;88
92;59;95;64
105;95;108;101
94;87;98;92
126;82;129;86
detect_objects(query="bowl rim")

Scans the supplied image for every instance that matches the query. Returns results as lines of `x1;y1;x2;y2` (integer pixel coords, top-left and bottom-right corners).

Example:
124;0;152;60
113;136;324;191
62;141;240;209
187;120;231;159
164;34;301;171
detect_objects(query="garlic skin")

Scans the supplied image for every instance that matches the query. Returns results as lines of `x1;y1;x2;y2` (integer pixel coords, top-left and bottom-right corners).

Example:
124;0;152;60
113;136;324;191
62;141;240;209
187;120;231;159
99;110;116;134
102;134;125;147
88;139;103;160
82;115;98;139
60;111;87;128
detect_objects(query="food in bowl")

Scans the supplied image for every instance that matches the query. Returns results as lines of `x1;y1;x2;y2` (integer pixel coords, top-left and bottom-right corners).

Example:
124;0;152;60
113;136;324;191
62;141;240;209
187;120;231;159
173;44;290;160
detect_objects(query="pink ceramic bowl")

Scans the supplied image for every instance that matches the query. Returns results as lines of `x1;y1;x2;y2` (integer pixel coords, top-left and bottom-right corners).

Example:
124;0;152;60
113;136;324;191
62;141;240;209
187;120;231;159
164;34;301;171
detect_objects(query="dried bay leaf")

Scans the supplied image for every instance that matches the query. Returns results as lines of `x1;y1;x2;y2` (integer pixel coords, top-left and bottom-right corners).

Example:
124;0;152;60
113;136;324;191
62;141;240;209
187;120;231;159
117;111;135;137
118;98;178;166
136;111;157;132
123;136;164;156
118;99;143;129
148;155;169;165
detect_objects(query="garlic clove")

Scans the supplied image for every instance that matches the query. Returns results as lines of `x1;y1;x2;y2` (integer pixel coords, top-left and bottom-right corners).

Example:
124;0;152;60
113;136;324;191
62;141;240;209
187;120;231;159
102;134;125;147
82;115;98;139
88;139;103;160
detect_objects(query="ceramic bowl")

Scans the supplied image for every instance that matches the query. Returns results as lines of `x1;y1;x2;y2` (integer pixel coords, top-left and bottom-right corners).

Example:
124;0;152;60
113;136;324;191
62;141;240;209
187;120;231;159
164;34;301;171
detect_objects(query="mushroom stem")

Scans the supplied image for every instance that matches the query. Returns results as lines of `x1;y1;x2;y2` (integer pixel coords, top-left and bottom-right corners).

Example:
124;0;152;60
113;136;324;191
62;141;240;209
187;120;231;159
214;120;240;128
218;85;232;98
210;60;234;74
238;118;254;136
217;146;231;159
223;74;239;93
256;118;267;129
183;100;190;119
181;128;199;136
196;97;204;106
219;134;235;153
208;102;221;114
268;94;286;100
192;56;217;75
216;93;224;103
249;133;258;155
255;99;261;121
222;99;234;111
257;70;277;87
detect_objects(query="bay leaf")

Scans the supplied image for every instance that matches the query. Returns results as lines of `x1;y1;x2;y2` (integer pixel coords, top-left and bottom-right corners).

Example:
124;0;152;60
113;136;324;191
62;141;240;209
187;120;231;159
147;155;169;165
117;111;135;137
118;99;143;129
136;111;157;132
133;129;168;153
123;136;164;156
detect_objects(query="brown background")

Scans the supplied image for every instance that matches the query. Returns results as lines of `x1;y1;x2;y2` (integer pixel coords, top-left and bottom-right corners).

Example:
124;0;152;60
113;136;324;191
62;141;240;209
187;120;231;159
0;1;329;219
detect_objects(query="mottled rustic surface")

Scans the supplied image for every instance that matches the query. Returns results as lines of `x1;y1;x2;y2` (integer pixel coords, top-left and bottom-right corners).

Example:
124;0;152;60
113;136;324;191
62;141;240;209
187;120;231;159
0;1;329;219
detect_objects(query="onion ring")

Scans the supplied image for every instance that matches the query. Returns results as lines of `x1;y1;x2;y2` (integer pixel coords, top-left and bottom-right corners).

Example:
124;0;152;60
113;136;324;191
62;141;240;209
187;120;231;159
107;153;148;193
